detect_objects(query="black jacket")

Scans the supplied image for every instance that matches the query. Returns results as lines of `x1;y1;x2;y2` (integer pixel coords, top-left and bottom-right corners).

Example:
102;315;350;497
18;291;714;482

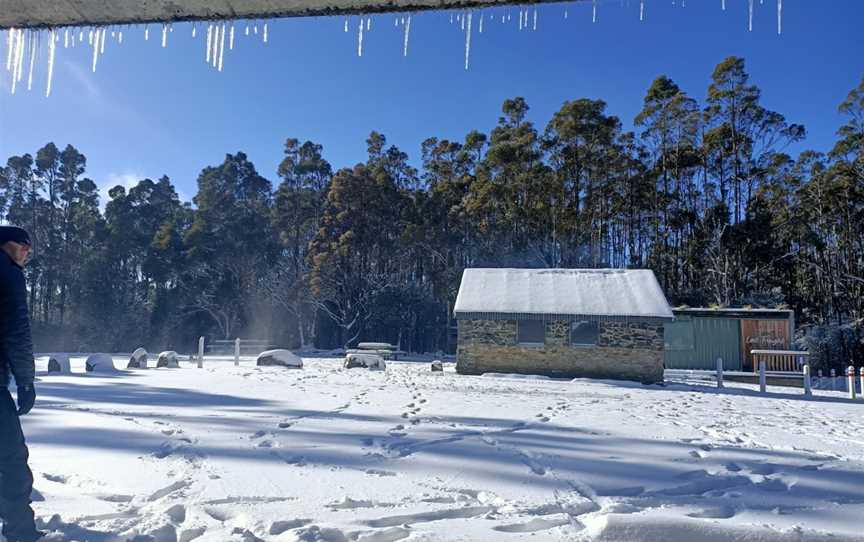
0;250;34;386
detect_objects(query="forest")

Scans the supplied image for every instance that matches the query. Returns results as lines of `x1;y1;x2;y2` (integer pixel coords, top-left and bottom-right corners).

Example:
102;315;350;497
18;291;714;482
2;57;862;363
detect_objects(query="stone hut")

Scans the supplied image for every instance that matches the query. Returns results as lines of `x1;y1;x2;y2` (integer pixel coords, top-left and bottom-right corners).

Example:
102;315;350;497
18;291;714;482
455;268;673;383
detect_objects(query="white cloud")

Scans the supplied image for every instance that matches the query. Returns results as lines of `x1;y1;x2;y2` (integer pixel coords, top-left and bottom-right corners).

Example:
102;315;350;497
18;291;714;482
99;172;144;209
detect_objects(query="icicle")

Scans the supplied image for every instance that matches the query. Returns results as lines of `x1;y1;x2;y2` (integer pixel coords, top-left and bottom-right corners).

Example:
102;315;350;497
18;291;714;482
345;17;349;32
461;12;465;31
64;28;69;48
79;31;84;42
10;30;21;94
640;0;645;21
26;31;35;91
395;18;399;27
254;25;258;35
564;9;568;20
218;23;226;71
403;15;411;56
501;14;505;24
91;28;100;73
110;31;115;39
533;8;537;31
46;28;56;97
366;18;371;31
72;34;76;47
479;11;484;33
162;24;168;47
206;24;212;63
722;0;726;10
593;0;597;23
263;22;269;43
192;25;197;38
229;25;235;50
144;25;149;41
464;11;472;70
16;29;25;87
357;17;364;57
450;13;454;25
777;0;782;35
245;25;250;36
100;24;106;54
749;0;754;31
518;10;523;30
88;29;94;46
118;31;123;44
5;27;14;71
212;24;220;68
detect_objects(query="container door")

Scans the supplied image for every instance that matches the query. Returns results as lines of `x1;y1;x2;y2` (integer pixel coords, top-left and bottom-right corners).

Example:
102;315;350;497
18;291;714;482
741;319;791;371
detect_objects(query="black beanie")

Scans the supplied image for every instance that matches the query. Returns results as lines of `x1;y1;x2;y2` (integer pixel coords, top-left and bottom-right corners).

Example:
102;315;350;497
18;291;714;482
0;226;31;246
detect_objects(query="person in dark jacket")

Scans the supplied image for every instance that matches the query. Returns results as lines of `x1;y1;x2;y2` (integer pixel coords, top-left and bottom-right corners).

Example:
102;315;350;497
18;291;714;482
0;226;43;542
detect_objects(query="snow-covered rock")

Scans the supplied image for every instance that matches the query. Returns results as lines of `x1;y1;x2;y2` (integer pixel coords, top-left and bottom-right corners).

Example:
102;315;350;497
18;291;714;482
256;349;303;368
344;352;386;370
85;354;119;373
47;354;71;373
156;351;180;368
431;360;443;372
127;347;148;369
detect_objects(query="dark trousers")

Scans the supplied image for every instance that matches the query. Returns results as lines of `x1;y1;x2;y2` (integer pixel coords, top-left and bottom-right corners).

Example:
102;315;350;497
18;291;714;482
0;388;36;541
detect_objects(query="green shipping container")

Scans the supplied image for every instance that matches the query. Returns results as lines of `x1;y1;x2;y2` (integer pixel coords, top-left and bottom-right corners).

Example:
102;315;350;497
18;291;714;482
664;316;743;370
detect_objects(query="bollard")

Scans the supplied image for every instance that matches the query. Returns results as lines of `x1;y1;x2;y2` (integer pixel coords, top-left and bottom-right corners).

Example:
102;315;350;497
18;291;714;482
234;338;240;367
803;364;812;397
198;336;205;368
848;366;857;400
716;357;724;389
831;369;836;391
759;360;767;393
860;367;864;400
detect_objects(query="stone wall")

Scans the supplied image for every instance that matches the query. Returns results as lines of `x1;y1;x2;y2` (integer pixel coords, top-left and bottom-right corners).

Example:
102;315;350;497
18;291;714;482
457;318;665;383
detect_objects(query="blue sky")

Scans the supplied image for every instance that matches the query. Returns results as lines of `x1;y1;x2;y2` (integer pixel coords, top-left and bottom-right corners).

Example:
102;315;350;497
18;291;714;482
1;0;862;203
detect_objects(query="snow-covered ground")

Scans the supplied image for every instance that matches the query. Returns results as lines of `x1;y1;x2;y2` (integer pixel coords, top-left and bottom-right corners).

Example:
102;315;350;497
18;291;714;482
11;356;864;542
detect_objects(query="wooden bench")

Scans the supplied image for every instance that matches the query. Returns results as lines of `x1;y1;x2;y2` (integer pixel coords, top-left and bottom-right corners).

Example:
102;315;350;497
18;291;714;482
352;342;406;360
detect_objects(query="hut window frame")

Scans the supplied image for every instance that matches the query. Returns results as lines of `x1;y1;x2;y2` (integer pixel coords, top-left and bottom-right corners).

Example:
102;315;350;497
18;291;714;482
570;320;600;347
517;320;546;346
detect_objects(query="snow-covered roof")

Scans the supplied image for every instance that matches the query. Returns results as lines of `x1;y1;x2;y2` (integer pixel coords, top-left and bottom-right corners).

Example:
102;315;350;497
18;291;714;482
454;268;673;320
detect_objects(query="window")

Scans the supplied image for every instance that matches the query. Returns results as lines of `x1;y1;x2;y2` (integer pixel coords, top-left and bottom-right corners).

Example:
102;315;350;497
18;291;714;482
517;320;545;345
570;320;599;346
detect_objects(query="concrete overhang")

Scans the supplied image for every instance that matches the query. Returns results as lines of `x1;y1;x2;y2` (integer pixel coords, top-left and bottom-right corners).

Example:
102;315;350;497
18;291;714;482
0;0;577;30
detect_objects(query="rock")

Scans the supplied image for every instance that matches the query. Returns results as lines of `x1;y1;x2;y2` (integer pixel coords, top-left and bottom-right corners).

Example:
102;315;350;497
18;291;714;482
431;360;444;372
179;528;206;542
127;347;148;369
256;349;303;368
47;354;71;373
157;351;180;368
85;353;119;373
344;353;386;371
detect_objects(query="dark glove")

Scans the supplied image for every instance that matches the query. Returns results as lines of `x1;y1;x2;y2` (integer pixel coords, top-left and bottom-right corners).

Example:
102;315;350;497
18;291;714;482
17;383;35;415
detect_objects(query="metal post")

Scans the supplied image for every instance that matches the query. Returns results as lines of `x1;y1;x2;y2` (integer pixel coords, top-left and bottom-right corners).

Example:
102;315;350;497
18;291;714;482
831;369;836;391
716;357;724;389
198;336;205;368
234;337;240;366
759;360;766;393
848;366;857;400
859;367;864;400
803;364;811;397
